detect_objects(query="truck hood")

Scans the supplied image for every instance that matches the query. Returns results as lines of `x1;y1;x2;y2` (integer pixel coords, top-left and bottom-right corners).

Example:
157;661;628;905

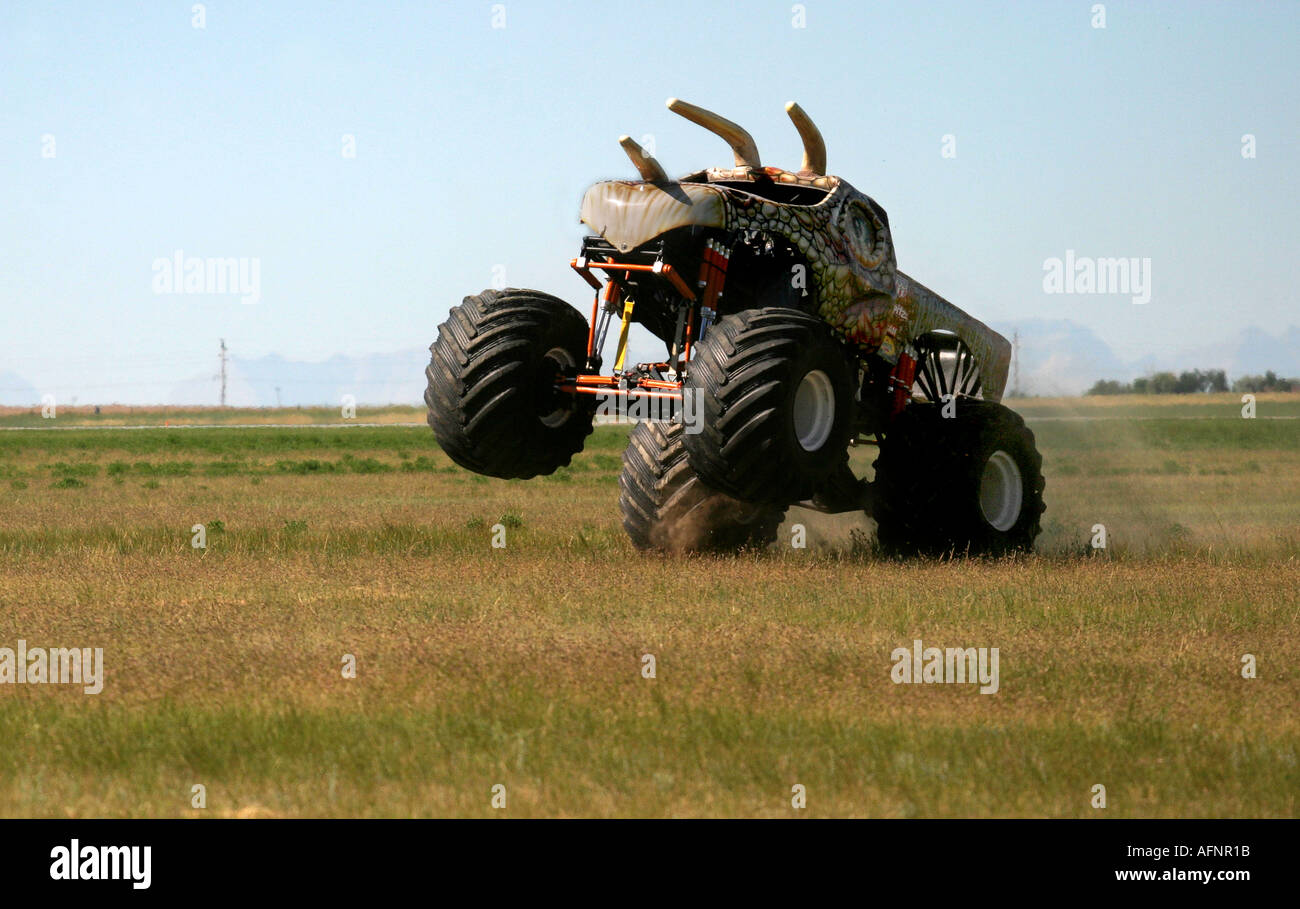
579;181;728;253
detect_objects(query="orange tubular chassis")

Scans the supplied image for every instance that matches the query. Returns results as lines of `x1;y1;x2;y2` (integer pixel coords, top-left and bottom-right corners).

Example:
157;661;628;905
555;237;917;423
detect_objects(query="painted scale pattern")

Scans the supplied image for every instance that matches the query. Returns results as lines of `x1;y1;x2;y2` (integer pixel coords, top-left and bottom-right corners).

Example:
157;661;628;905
707;169;1011;400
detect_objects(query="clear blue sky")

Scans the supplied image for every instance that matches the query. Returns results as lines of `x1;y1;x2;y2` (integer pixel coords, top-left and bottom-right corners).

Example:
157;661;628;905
2;0;1297;400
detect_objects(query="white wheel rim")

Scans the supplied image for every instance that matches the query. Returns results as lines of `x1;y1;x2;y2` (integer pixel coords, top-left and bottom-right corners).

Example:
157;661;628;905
539;347;576;428
979;450;1023;532
792;369;836;452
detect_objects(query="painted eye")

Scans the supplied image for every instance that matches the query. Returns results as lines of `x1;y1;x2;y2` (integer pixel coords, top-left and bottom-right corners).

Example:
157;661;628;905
851;211;876;247
847;202;886;268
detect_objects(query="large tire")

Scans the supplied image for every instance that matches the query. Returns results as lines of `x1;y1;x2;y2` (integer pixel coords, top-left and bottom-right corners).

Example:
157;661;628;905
871;400;1045;556
620;421;787;552
425;288;595;479
683;307;855;505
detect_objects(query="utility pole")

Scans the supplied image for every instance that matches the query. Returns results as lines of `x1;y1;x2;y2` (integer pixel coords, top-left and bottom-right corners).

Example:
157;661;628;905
219;339;228;407
1011;330;1021;398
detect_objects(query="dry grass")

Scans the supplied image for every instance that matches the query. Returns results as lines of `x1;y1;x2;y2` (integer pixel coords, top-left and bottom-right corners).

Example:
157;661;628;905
0;396;1297;817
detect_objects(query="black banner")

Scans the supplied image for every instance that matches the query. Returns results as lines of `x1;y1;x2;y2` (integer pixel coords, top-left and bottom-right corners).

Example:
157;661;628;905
0;818;1289;895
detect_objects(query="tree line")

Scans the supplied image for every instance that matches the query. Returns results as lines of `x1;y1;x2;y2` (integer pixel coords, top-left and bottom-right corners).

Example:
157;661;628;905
1086;369;1297;395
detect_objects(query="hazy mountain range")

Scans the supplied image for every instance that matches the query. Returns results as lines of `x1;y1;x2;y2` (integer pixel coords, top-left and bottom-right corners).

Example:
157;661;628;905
992;321;1300;396
163;351;431;409
2;322;1297;407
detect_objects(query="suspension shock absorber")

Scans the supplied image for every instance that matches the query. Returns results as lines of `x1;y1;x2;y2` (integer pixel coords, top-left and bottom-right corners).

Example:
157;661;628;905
887;351;917;419
595;281;621;369
696;238;730;343
612;284;636;373
677;240;715;373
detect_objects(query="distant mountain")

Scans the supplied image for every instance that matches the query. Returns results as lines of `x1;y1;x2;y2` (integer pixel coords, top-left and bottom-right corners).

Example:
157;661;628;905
1175;325;1300;379
168;350;429;408
164;330;677;408
0;370;39;407
12;321;1298;407
994;320;1300;396
992;320;1132;396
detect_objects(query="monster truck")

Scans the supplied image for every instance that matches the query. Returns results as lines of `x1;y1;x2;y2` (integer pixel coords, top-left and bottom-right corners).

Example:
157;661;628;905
425;98;1045;554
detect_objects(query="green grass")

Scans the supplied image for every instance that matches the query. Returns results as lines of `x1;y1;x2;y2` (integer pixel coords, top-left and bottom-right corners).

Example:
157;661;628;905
0;423;631;458
0;404;424;429
1030;416;1300;452
1012;391;1300;420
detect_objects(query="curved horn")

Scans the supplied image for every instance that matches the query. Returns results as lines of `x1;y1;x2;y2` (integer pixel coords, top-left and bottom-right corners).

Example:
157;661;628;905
618;135;669;183
784;101;826;175
666;97;761;170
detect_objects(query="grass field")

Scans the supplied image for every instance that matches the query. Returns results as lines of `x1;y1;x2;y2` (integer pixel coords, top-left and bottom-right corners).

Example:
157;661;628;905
1;394;1297;817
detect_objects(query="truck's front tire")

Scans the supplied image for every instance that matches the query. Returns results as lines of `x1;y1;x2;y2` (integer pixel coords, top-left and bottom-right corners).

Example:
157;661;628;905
425;288;594;479
683;307;855;504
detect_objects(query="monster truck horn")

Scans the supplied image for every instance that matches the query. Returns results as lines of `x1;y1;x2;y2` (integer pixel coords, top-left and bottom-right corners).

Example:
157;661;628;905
618;135;669;183
784;101;826;176
666;97;761;170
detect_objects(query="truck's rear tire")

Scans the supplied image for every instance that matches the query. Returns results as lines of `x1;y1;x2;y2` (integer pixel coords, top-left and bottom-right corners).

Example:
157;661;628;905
683;307;855;504
871;400;1045;555
425;288;594;479
620;421;786;552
